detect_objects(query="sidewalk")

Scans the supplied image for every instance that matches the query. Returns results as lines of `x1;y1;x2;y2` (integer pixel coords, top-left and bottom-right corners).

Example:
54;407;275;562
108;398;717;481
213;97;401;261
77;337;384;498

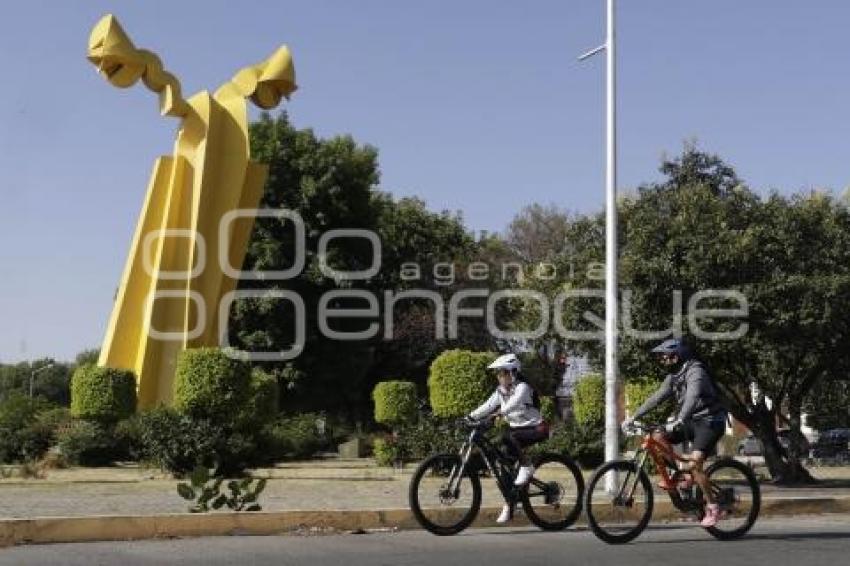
1;459;849;519
2;459;850;547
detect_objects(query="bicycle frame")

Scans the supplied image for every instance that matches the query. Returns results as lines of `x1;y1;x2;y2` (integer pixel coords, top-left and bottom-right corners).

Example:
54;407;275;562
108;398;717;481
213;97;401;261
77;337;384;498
449;424;520;506
620;428;702;514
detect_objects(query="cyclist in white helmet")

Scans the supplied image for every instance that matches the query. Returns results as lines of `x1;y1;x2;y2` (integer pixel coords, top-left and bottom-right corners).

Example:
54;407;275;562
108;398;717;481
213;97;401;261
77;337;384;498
468;353;548;524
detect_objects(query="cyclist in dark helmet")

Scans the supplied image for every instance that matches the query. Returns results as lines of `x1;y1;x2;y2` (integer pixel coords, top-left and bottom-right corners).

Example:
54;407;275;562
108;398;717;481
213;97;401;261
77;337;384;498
622;338;728;527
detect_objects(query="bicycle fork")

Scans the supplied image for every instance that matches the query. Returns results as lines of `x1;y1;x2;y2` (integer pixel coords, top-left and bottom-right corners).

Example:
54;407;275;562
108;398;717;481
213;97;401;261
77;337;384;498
617;451;649;506
447;441;476;498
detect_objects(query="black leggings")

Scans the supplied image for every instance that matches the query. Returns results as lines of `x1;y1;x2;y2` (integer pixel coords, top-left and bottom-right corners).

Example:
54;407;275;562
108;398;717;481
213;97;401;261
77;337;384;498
502;424;549;465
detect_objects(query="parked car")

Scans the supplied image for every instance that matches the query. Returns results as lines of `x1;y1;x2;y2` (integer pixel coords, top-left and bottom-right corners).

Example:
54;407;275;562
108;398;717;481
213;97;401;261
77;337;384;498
737;429;802;456
810;428;850;460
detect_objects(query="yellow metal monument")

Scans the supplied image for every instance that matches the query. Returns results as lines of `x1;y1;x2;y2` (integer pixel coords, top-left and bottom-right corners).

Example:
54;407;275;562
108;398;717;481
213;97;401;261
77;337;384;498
87;14;296;408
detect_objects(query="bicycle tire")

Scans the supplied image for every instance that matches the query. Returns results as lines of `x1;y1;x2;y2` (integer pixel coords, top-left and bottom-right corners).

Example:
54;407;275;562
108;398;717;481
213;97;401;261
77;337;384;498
520;452;584;531
701;458;761;540
585;459;654;544
409;452;482;536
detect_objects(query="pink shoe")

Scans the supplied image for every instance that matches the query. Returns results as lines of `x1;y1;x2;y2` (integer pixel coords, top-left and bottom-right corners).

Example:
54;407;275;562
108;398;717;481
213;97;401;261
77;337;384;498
700;503;720;528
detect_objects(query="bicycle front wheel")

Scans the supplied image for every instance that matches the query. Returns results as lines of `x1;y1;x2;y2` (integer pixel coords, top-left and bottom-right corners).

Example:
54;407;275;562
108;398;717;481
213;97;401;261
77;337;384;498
520;453;584;531
701;458;761;540
585;460;654;544
409;452;482;536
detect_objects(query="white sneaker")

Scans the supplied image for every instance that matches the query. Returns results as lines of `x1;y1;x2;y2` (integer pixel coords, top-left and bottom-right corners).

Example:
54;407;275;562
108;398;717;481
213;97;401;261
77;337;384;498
514;465;535;486
496;504;512;524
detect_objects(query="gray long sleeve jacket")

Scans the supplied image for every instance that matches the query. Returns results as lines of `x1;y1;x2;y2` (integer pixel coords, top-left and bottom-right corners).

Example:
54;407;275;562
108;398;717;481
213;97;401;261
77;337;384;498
632;359;726;423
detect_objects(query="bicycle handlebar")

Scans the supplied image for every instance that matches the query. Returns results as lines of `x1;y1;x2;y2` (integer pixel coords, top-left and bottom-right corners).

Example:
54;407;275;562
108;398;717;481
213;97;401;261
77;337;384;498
623;420;665;436
461;416;495;432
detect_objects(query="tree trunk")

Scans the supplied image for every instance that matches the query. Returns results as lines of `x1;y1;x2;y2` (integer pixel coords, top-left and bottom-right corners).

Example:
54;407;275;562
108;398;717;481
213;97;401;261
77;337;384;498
722;389;815;485
781;394;817;484
753;401;815;485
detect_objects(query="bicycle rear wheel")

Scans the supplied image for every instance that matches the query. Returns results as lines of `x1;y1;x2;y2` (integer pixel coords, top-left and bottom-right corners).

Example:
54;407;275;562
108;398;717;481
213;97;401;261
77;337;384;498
700;458;761;540
409;452;482;536
585;460;654;544
520;453;584;531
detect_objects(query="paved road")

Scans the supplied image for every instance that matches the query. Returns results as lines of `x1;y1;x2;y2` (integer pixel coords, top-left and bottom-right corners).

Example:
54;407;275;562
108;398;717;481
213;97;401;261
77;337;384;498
1;515;848;566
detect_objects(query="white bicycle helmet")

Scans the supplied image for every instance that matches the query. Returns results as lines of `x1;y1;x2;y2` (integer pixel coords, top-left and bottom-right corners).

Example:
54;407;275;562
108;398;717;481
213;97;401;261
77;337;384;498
487;353;521;372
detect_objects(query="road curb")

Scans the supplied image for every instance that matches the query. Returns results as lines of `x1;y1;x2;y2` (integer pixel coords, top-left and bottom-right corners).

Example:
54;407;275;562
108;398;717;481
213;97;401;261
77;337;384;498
1;496;848;547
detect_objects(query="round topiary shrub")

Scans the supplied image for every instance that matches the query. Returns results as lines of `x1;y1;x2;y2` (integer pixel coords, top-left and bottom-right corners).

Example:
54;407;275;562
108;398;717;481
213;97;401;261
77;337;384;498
372;436;400;467
428;350;495;418
572;373;605;426
70;364;137;423
173;348;252;425
372;381;418;428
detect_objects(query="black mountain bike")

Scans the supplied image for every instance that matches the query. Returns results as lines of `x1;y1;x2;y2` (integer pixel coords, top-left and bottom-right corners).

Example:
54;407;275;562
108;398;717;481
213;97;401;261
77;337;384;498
408;418;584;536
585;421;761;544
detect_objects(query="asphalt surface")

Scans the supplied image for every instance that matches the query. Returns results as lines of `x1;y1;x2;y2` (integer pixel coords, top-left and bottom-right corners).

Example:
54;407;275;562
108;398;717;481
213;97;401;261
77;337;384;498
1;515;848;566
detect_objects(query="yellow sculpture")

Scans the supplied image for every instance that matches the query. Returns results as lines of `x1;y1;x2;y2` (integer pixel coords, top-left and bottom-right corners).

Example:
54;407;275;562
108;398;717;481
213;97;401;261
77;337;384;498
87;14;296;408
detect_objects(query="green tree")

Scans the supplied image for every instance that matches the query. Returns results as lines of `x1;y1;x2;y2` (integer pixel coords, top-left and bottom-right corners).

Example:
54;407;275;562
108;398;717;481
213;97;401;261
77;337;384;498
0;359;71;407
618;146;850;483
505;203;573;263
804;377;850;430
228;113;491;424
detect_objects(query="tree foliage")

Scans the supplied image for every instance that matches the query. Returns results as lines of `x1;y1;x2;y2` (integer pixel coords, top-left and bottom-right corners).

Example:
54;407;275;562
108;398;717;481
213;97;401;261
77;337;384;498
228;113;493;423
617;145;850;483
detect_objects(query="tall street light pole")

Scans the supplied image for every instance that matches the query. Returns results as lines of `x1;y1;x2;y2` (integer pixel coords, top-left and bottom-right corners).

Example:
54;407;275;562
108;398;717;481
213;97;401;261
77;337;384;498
30;362;54;398
579;0;619;491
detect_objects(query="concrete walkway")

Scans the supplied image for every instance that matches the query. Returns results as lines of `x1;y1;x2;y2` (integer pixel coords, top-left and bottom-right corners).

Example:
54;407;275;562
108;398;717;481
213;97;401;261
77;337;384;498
1;459;849;519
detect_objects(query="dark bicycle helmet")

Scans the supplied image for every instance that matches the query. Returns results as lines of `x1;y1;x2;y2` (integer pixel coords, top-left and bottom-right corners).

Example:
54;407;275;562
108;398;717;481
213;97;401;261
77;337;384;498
650;338;690;359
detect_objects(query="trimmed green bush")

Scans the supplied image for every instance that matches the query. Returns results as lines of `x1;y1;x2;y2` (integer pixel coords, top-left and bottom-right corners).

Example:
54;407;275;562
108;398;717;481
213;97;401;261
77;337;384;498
625;376;671;424
70;364;136;423
428;350;495;418
573;373;605;426
372;436;400;467
57;420;121;467
373;381;418;428
173;348;252;424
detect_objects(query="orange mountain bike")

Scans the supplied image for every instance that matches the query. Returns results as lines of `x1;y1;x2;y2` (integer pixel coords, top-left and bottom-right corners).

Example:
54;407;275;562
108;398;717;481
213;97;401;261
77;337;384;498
585;421;761;544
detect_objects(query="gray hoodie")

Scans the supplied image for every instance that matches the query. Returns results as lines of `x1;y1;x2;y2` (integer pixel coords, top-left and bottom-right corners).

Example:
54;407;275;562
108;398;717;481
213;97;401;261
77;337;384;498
633;359;726;423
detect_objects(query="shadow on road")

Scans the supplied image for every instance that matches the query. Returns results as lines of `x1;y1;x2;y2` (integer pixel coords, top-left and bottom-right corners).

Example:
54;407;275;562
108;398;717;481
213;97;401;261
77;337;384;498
745;531;850;542
627;529;850;546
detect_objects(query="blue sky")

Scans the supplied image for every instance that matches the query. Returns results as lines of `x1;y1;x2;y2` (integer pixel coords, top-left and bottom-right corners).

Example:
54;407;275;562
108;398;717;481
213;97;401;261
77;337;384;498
1;0;849;362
